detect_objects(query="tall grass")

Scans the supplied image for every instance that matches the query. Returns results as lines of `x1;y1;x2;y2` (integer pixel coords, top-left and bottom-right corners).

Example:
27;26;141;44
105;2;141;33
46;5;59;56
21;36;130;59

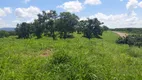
0;31;142;80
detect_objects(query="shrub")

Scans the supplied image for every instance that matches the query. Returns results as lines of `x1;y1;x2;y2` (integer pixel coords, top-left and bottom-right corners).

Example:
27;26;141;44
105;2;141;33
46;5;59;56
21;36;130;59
40;52;97;80
50;53;71;65
116;35;142;48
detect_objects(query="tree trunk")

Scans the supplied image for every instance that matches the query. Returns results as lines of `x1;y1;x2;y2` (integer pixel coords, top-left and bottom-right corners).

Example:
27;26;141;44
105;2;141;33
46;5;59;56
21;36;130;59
63;32;67;39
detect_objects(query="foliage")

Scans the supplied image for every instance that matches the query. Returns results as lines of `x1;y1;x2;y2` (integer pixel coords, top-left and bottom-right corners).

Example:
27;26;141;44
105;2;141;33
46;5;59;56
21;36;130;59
80;18;104;39
8;31;16;36
116;34;142;48
0;31;142;80
102;25;109;31
75;20;86;34
33;19;44;39
57;12;79;39
15;10;105;40
46;10;58;40
0;30;9;38
15;22;32;39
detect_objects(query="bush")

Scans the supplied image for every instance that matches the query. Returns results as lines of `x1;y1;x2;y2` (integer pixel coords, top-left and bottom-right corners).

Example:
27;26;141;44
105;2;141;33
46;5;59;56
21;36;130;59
116;37;127;44
116;35;142;48
40;52;97;80
50;53;71;65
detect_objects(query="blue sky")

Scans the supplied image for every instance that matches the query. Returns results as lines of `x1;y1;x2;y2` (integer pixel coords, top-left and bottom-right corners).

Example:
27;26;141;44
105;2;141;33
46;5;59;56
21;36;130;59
0;0;142;28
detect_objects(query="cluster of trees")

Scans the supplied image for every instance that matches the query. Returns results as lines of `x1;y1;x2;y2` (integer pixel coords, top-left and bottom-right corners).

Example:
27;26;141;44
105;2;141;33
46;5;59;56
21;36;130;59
116;35;142;48
111;28;142;34
76;19;107;39
15;10;108;40
0;30;16;38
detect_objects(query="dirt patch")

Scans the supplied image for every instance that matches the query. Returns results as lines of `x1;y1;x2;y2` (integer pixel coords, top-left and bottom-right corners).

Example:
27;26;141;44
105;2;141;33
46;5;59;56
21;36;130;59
40;49;52;57
112;31;128;38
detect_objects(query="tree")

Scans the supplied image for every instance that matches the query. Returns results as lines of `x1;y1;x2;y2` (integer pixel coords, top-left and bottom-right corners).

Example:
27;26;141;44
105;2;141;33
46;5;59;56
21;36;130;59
15;22;32;39
46;10;58;40
57;12;79;39
14;10;106;40
33;19;44;39
83;18;103;39
32;10;58;40
76;20;87;34
102;25;109;31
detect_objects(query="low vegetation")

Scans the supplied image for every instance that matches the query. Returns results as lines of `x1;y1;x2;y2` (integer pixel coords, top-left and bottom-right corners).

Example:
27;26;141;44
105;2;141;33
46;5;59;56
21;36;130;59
0;30;16;38
116;35;142;47
0;31;142;80
115;28;142;48
0;10;141;80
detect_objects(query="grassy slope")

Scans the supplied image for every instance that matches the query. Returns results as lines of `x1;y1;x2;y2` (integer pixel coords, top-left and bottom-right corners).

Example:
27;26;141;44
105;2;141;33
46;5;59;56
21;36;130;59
0;31;142;80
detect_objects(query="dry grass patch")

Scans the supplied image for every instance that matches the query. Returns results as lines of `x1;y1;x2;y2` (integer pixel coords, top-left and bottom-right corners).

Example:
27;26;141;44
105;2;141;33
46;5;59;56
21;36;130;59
40;49;53;57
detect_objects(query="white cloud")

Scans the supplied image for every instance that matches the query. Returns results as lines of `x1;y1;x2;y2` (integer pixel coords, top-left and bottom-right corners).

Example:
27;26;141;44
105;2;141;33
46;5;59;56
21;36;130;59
4;7;12;14
0;7;12;17
0;7;12;28
0;9;6;17
84;0;102;5
138;1;142;8
80;17;88;21
92;13;127;21
15;6;41;23
120;0;123;2
0;19;11;28
57;0;83;13
126;0;138;10
80;12;142;28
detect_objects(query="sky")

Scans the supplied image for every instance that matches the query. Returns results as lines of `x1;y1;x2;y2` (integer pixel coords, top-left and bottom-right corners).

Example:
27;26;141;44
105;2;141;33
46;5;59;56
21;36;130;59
0;0;142;28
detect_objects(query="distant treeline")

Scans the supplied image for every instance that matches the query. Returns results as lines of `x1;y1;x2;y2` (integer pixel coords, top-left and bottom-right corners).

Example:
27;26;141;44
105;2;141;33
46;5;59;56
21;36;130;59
0;30;16;38
111;28;142;34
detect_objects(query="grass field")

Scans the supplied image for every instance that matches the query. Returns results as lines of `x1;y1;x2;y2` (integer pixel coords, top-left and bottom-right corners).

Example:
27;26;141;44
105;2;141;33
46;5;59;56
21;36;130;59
0;31;142;80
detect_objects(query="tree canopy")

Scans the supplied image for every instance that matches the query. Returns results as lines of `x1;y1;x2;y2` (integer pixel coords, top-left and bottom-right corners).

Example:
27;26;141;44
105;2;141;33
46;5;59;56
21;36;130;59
15;10;106;40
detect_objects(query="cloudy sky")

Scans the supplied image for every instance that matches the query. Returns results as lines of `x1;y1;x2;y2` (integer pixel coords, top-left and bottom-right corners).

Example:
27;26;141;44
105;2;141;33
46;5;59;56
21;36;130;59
0;0;142;28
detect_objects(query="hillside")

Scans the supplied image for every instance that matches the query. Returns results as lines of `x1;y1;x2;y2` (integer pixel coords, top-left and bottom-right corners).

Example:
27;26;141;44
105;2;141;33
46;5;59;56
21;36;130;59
0;31;142;80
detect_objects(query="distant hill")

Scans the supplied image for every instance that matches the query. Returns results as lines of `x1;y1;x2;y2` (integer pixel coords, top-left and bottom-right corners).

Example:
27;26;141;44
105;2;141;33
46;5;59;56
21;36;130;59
0;28;15;31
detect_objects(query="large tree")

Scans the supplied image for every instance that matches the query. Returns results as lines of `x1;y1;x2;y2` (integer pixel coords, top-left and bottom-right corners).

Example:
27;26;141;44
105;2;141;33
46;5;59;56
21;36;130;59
57;12;79;39
46;10;58;40
33;10;58;40
76;20;87;34
33;11;48;39
33;19;44;39
15;22;32;39
83;18;103;39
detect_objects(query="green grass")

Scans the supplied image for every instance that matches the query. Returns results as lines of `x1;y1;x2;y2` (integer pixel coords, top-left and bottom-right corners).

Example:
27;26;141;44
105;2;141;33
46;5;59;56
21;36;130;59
0;31;142;80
